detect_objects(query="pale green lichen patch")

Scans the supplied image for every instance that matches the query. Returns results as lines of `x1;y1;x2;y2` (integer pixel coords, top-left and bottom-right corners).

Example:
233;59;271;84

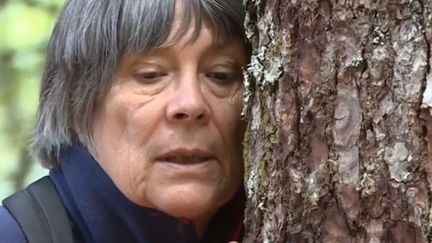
421;74;432;111
359;173;377;196
372;26;386;45
305;170;323;207
242;10;283;115
242;69;253;116
345;49;365;68
247;41;283;89
383;142;413;182
246;167;257;198
392;21;427;103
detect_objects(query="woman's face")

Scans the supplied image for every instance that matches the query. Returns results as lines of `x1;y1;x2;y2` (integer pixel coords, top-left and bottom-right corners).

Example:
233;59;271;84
91;18;247;225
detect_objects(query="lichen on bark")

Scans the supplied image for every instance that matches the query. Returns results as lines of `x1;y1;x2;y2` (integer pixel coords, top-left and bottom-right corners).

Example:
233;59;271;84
243;0;432;242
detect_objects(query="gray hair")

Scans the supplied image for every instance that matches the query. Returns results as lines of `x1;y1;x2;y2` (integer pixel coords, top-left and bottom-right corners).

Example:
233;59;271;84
32;0;247;167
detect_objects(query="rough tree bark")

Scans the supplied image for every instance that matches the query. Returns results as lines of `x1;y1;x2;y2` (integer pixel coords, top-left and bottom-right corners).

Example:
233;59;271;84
243;0;432;242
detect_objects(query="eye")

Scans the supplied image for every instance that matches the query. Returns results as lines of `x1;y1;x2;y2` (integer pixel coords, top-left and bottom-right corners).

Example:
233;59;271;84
206;71;238;85
134;71;167;84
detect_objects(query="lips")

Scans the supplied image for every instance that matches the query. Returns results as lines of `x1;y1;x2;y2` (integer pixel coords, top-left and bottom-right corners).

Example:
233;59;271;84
156;149;215;165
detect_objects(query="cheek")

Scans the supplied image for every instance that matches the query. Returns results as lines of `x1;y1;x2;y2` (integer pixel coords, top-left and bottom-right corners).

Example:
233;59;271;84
122;98;163;145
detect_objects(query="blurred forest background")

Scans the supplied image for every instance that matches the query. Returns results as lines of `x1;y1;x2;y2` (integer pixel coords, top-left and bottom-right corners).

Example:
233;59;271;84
0;0;64;200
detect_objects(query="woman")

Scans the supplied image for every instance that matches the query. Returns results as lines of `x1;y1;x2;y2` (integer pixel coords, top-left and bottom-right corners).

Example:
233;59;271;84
0;0;249;242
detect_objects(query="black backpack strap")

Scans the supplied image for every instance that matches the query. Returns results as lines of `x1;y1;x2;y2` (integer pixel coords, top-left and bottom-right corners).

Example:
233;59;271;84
2;176;74;243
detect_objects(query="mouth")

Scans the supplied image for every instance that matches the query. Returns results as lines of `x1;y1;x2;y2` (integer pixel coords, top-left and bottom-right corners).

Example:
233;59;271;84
155;149;215;165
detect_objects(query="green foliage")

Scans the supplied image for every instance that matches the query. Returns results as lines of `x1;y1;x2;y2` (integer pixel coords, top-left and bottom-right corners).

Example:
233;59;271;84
0;0;64;200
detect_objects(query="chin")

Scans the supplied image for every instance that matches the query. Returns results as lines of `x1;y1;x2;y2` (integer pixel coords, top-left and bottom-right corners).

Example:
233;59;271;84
148;184;227;221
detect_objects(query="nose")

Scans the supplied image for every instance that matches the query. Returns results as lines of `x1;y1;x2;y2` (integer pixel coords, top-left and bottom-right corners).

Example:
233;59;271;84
166;76;210;125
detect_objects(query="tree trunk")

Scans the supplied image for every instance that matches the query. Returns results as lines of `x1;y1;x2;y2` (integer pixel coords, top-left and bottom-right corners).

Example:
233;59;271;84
243;0;432;242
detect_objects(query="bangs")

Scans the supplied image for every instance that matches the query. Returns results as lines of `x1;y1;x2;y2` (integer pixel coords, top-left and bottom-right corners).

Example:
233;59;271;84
118;0;246;53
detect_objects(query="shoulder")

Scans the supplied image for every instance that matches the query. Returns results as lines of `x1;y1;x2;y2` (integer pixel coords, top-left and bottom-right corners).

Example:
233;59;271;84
0;206;27;243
